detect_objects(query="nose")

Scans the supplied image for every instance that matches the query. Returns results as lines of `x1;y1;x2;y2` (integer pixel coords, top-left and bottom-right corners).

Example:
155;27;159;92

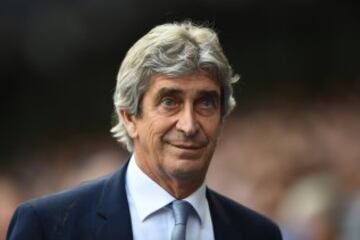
176;104;199;137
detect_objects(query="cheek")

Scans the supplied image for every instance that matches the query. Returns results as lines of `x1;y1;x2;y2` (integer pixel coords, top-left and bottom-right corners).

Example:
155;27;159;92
201;117;222;140
143;115;174;144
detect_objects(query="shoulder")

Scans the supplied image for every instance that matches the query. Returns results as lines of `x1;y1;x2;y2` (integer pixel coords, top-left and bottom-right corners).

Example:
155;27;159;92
24;174;109;218
207;189;282;239
7;174;113;240
208;189;274;225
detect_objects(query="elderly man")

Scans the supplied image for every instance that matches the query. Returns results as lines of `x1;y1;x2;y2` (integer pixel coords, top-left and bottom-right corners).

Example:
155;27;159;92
7;22;282;240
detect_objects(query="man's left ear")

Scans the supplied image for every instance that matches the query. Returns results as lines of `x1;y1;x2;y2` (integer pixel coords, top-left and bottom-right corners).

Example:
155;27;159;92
119;109;138;138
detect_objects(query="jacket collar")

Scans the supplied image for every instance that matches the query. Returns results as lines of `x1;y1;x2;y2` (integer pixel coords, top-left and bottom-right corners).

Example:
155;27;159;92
94;160;133;240
207;189;244;240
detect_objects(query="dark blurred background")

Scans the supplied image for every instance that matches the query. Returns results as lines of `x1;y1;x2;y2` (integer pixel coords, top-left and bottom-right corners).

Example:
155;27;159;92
1;1;360;239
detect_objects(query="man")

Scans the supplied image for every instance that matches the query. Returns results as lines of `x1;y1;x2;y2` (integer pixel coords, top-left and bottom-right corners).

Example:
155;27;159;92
7;21;282;240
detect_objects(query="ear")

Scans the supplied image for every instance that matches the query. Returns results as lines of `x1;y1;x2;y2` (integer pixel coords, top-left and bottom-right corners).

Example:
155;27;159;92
119;109;138;138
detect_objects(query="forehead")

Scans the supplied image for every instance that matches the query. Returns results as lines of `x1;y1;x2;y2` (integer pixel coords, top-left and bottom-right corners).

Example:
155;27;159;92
147;72;220;96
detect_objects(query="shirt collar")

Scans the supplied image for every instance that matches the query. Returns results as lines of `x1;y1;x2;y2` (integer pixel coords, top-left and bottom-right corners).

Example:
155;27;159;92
125;155;207;224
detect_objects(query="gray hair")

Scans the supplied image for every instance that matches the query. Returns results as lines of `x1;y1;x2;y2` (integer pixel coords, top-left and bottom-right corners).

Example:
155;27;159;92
111;21;239;152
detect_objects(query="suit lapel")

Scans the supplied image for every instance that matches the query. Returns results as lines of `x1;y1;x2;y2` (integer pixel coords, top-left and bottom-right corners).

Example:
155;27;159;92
94;161;133;240
207;189;243;240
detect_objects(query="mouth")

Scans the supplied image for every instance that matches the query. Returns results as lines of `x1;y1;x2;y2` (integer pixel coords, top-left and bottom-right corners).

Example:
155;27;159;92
164;141;209;159
171;144;202;150
167;142;207;151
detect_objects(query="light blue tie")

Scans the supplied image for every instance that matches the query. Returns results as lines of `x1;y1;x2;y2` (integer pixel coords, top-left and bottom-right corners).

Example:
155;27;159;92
171;200;192;240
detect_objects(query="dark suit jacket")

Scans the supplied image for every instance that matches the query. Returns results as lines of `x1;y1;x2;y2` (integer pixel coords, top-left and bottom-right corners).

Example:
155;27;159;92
7;162;282;240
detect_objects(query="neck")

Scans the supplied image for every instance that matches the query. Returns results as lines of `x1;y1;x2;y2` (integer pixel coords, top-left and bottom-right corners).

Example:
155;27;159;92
160;178;204;199
133;154;206;199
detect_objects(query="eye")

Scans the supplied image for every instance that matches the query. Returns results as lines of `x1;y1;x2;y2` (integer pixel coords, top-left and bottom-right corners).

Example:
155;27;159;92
195;96;219;116
161;97;177;109
198;97;216;109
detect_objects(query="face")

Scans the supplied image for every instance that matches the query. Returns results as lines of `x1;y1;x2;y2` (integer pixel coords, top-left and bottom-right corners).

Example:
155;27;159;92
122;72;222;189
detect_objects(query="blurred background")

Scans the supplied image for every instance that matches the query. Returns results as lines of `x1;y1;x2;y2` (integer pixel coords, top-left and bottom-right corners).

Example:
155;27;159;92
1;0;359;239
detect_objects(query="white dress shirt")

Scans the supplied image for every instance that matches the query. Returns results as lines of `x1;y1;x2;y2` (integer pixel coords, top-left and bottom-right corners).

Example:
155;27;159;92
125;155;215;240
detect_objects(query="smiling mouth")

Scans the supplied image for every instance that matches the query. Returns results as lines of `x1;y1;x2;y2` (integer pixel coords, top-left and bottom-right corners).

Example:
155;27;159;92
168;143;206;150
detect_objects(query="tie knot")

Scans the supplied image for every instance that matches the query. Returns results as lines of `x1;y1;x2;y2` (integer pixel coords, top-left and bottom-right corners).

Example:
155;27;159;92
171;200;192;225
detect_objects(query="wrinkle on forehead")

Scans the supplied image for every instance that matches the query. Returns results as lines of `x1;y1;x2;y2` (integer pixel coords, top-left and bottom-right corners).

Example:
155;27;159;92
149;73;220;93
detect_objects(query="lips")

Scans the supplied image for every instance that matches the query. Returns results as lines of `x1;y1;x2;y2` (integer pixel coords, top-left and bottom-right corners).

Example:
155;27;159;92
165;140;208;150
170;143;204;150
163;133;208;150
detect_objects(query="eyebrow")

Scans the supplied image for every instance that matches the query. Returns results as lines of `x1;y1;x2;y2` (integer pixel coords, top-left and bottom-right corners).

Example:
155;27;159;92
154;87;220;103
154;88;183;103
196;90;220;100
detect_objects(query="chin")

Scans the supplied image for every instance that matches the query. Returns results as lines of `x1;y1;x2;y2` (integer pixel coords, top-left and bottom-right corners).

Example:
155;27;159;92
170;157;209;177
170;166;206;183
